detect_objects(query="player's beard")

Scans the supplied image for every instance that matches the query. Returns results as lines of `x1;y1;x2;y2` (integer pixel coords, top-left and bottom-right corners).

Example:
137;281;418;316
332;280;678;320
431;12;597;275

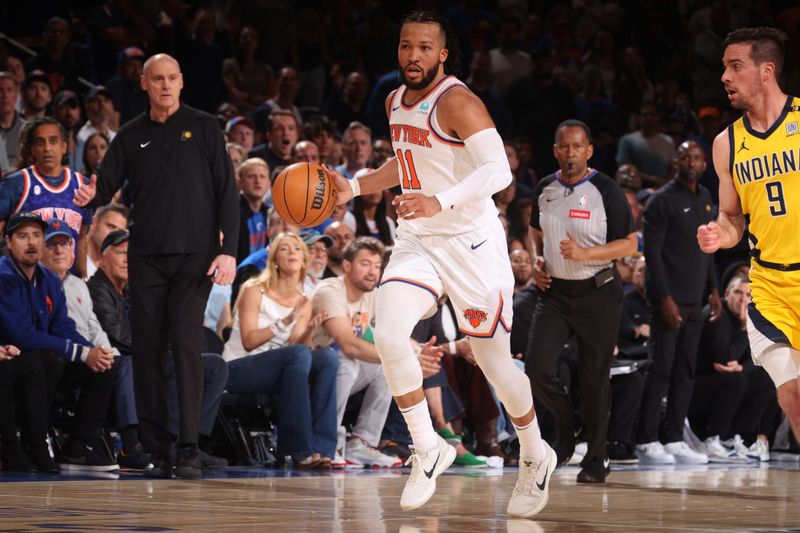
401;63;440;90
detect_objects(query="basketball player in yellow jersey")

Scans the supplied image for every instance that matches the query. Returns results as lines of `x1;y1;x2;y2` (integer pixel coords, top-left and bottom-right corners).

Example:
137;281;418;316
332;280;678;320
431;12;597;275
697;27;800;443
328;11;554;518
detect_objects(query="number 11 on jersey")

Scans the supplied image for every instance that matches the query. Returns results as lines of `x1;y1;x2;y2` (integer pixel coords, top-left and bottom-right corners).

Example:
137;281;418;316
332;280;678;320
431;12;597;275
397;149;421;190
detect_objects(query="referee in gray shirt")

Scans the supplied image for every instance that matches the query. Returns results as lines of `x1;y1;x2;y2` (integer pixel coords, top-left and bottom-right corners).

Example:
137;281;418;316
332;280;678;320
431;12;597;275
526;120;637;483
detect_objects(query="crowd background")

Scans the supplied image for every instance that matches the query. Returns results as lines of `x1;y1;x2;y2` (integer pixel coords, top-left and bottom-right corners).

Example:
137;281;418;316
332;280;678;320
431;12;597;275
0;0;799;471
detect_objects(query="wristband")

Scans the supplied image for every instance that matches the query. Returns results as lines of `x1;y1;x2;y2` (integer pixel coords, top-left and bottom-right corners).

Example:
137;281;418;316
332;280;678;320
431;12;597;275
448;341;457;355
349;177;361;197
270;323;284;336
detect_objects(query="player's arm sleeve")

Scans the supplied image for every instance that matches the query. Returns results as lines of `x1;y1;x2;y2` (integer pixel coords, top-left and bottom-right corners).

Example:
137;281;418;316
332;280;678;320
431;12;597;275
642;195;670;301
207;117;240;257
599;178;636;240
93;134;128;207
434;128;512;211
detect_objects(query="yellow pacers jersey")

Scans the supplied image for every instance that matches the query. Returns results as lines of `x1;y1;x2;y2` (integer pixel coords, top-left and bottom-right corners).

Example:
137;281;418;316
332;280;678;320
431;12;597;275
729;95;800;353
730;95;800;265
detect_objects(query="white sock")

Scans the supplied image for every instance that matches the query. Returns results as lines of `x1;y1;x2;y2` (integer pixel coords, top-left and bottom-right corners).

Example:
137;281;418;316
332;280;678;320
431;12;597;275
399;399;438;452
514;416;547;462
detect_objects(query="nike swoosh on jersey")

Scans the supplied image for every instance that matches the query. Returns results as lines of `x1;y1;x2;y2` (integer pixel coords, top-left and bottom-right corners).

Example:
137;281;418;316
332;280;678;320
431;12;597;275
392;106;400;111
424;451;440;479
140;141;151;148
470;239;488;250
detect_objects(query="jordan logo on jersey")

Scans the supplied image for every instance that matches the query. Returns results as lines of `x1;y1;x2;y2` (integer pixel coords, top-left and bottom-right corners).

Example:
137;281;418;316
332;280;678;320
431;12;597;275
738;138;749;153
390;124;432;148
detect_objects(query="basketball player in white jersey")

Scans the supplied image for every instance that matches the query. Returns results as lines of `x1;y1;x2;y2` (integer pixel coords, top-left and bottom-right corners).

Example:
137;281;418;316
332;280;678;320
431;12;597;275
329;11;554;518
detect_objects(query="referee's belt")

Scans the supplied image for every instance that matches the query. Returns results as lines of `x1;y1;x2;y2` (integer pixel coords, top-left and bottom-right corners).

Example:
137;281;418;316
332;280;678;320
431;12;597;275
753;256;800;272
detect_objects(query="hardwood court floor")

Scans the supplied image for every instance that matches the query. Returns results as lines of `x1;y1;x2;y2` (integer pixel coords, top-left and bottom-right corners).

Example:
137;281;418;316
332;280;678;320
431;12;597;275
0;461;798;532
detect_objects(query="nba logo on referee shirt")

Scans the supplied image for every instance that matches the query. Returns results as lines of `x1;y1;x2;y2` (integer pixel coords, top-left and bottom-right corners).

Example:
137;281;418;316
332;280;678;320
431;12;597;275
786;122;798;136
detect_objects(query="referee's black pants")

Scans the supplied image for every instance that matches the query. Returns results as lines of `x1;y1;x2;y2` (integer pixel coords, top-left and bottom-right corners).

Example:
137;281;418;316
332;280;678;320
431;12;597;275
637;302;703;444
524;271;623;467
128;253;213;456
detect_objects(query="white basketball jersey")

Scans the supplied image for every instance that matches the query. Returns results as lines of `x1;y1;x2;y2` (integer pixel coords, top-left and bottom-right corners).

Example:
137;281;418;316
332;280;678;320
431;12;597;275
388;75;498;236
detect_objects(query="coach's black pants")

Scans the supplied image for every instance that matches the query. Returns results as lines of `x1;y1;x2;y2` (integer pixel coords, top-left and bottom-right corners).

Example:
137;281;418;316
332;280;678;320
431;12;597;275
129;253;213;455
637;302;703;444
525;271;623;467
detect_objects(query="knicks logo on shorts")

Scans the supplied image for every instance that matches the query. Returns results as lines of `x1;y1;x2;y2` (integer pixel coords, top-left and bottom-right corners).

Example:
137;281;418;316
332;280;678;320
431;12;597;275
464;308;488;328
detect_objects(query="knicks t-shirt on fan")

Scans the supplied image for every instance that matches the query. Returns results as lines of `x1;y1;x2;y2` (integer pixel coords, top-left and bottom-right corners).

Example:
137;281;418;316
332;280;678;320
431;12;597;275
388;75;498;236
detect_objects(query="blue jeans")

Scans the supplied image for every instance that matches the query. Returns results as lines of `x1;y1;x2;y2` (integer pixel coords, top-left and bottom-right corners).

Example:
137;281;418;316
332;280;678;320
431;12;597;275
226;345;339;458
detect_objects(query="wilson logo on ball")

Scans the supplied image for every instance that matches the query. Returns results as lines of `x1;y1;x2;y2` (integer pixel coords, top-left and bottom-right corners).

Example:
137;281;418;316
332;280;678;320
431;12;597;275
311;168;327;210
272;162;337;228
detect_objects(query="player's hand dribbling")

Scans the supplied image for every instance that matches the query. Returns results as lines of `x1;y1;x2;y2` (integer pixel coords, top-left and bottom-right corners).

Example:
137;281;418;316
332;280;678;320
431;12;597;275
325;166;352;205
73;174;97;207
533;257;552;291
393;193;442;220
697;221;722;253
208;254;236;285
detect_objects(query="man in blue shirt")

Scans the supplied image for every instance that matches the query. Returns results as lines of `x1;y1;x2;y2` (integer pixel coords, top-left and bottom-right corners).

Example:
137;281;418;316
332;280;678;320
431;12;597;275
0;211;118;472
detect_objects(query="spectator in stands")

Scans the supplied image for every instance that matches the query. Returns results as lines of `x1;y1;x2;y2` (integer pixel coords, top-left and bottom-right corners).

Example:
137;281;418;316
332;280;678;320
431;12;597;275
614;163;643;192
82;132;110;179
225;116;255;154
51;90;83;173
21;70;52;121
171;7;225;114
222;25;275;113
0;117;93;277
0;212;117;472
236;158;270;264
510;248;533;293
250;66;303;145
323;221;355;278
334;121;372;180
466;50;512;141
3;56;26;88
106;47;147;125
286;6;328;108
302;231;333;294
304;115;338;166
250;109;299;172
489;17;532;94
371;137;392;169
40;222;150;470
313;237;437;468
617;257;650;359
505;141;535;195
688;106;723;205
77;86;118;160
352;172;395;249
223;232;339;467
292;140;321;165
26;17;84;94
691;275;778;462
616;102;675;187
86;203;128;280
493;182;516;217
614;47;655;129
323;72;370;134
89;229;228;472
0;72;24;173
86;0;154;84
575;64;622;176
226;142;246;174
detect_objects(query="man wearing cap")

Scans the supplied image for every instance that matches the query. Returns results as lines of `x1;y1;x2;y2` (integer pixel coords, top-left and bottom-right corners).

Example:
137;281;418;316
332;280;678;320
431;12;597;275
302;230;334;293
77;86;118;146
21;70;52;121
235;157;270;264
225;116;255;153
106;47;147;125
0;116;93;277
0;212;118;471
73;54;239;479
0;71;24;172
52;90;83;173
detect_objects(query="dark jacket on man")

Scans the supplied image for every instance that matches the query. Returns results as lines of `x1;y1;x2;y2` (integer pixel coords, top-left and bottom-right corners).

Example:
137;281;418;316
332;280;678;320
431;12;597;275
87;269;131;355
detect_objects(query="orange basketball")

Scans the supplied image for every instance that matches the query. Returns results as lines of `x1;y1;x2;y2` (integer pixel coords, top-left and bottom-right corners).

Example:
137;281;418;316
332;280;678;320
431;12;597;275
271;163;337;228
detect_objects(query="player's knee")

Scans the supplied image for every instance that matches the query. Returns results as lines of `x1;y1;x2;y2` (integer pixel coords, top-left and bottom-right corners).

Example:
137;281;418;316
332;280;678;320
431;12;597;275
777;379;800;417
373;322;409;358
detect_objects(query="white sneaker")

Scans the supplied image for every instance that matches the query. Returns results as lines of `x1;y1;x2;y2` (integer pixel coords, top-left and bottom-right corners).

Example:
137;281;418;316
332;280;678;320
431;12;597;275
664;441;708;464
331;452;347;469
400;435;457;511
346;437;402;468
636;441;675;465
749;439;770;462
507;442;557;518
704;436;750;463
722;435;753;458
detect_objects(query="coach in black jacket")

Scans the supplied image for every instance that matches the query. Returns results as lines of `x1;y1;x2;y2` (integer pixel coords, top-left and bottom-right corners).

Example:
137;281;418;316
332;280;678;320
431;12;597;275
74;54;239;479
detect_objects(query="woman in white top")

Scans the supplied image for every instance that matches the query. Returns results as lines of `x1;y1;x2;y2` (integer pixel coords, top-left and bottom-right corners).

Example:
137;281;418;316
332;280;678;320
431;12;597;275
223;232;338;467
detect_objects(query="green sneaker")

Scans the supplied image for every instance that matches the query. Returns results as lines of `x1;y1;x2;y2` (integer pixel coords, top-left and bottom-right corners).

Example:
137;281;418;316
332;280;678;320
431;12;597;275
436;428;462;447
454;450;487;467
